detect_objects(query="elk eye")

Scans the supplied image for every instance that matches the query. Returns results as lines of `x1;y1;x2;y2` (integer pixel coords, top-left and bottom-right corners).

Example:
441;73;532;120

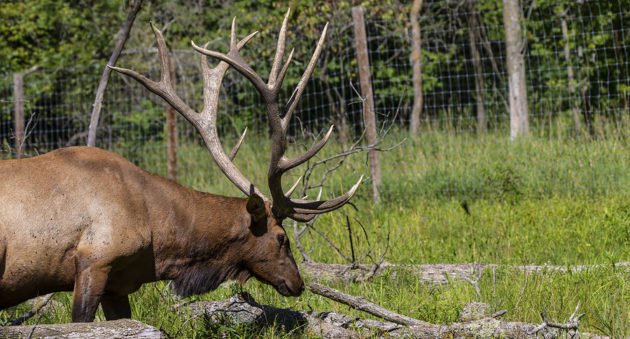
277;234;285;245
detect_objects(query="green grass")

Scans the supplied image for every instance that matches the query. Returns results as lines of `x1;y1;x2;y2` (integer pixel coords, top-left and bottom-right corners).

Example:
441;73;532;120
2;130;629;337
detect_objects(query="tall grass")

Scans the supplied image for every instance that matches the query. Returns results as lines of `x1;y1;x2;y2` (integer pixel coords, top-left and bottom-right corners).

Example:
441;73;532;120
2;130;629;336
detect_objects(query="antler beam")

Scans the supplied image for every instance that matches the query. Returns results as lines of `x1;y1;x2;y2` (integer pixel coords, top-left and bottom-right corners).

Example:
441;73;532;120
112;9;362;222
193;9;362;221
110;22;265;198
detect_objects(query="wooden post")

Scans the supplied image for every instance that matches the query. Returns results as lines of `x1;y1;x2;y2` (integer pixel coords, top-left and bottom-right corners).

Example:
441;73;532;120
409;0;424;136
467;7;487;133
13;72;24;158
560;7;581;135
502;0;529;140
352;6;381;203
166;56;178;181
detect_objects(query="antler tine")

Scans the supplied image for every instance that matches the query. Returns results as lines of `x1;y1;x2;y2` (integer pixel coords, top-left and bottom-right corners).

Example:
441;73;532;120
109;24;198;126
228;128;247;161
275;48;294;95
288;175;363;214
279;125;334;172
230;17;237;49
282;22;328;130
192;39;268;97
269;8;290;88
152;23;172;85
284;175;302;197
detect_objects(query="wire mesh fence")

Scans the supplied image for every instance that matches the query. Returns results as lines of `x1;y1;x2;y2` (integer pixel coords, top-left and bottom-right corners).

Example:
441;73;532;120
1;1;628;198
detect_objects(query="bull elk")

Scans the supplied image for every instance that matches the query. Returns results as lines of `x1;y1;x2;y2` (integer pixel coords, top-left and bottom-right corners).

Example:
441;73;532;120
0;10;362;322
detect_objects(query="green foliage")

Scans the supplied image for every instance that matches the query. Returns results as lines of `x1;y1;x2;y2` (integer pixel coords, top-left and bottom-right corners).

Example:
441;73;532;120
0;0;123;73
111;99;164;162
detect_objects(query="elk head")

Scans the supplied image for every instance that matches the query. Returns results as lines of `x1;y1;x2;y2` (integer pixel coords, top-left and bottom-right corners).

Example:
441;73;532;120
110;9;362;296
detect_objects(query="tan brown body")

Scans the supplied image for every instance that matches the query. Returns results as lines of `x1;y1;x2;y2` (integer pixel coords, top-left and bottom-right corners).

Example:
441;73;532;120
0;147;302;321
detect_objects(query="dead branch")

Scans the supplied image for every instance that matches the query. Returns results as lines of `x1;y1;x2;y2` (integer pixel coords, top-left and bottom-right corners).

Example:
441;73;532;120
459;264;483;299
87;0;143;146
308;283;429;327
353;226;390;283
9;293;54;326
290;119;402;271
529;303;585;337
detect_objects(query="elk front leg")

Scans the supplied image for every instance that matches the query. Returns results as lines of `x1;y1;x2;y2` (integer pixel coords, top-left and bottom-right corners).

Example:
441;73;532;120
101;295;131;320
72;264;110;322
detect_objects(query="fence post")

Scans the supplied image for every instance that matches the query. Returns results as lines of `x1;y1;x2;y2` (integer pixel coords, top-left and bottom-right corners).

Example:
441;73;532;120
166;56;178;182
559;7;581;136
467;5;487;133
502;0;529;140
13;72;24;158
352;6;381;203
409;0;424;136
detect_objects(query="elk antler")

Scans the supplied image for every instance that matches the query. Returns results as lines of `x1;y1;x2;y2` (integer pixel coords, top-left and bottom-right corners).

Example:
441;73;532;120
192;9;362;222
109;22;264;197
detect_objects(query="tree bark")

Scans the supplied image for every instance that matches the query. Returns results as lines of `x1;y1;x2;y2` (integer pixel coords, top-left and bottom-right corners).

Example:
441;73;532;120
352;6;381;203
560;8;581;136
502;0;529;140
166;56;178;181
309;283;429;326
0;319;164;338
12;72;24;158
409;0;424;136
12;66;38;158
468;7;487;133
87;0;143;147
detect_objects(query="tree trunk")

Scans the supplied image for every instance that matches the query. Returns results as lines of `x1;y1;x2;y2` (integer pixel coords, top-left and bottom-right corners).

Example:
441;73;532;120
502;0;529;140
468;7;487;133
166;56;178;182
12;72;24;158
560;8;581;136
352;6;381;203
409;0;424;136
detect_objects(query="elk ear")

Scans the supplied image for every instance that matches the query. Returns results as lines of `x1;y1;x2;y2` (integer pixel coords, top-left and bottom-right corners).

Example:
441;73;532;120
246;192;266;223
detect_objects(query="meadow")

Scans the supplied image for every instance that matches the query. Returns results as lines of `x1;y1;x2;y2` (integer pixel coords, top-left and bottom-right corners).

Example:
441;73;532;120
1;129;629;337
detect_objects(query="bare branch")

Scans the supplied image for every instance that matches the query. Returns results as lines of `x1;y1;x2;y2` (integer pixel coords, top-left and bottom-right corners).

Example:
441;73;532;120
10;294;54;326
308;283;429;327
88;0;143;146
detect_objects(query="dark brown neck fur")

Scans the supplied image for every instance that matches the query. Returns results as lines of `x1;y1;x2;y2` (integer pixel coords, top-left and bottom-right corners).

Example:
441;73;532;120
145;180;253;296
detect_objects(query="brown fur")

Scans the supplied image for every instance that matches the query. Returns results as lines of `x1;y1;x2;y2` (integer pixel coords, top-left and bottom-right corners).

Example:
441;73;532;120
0;147;303;322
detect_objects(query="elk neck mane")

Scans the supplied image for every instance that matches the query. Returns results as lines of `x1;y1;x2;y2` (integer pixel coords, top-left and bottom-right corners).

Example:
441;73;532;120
149;189;254;297
170;259;251;297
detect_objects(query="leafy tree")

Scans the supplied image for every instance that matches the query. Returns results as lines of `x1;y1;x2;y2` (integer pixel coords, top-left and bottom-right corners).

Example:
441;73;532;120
0;0;124;73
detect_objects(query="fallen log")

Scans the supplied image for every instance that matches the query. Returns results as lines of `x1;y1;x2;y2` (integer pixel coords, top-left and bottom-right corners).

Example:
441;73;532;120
302;261;629;284
175;290;608;338
0;319;164;338
173;292;358;337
